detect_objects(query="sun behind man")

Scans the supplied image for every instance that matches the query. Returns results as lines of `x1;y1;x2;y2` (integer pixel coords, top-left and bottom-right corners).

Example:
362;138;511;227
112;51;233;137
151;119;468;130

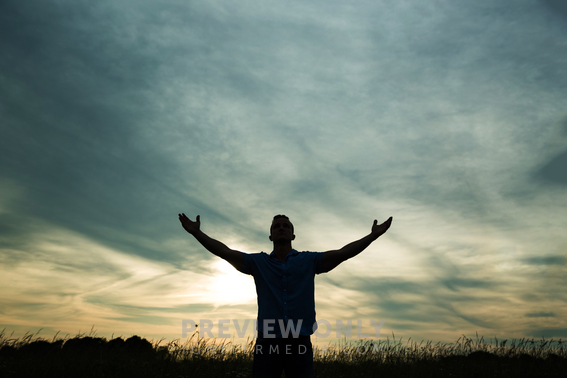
178;213;393;378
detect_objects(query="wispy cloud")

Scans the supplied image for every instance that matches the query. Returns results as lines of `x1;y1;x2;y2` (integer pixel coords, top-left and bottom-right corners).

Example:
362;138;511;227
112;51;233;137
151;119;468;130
1;0;566;342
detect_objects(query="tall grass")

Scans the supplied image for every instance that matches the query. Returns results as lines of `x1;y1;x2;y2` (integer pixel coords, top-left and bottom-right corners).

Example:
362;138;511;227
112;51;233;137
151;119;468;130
1;328;565;377
312;333;566;377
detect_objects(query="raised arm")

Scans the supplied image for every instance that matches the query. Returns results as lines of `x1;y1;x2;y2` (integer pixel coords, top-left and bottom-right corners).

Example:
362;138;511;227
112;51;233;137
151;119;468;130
321;217;392;273
178;213;244;270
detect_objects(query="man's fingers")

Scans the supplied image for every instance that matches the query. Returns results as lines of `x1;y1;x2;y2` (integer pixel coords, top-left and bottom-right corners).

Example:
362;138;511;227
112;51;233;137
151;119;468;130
372;217;393;232
178;213;200;225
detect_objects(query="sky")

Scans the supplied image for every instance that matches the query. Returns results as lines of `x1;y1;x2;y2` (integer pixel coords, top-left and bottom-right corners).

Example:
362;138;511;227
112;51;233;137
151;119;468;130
1;0;566;345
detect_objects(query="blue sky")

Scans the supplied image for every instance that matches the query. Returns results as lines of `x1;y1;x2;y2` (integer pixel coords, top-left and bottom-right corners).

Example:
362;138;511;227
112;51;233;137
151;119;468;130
1;0;566;343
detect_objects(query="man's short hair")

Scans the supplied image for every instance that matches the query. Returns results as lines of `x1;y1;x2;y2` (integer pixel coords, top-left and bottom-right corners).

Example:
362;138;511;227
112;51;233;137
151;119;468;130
271;214;294;233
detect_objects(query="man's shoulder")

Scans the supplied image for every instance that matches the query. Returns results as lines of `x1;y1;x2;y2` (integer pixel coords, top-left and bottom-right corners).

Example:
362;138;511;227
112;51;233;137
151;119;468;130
243;251;269;260
292;250;323;259
244;250;322;260
295;249;321;254
240;252;268;274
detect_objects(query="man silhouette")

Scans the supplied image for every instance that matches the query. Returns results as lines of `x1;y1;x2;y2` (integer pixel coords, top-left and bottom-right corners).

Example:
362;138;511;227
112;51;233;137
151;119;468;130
178;213;393;377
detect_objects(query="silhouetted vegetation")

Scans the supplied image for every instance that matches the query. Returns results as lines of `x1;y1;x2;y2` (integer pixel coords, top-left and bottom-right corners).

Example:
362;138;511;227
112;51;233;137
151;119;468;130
1;329;565;377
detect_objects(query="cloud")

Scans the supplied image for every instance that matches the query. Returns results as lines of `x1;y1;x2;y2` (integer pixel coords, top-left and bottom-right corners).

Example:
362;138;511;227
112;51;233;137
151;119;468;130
533;115;567;185
537;151;567;184
542;0;567;19
524;312;557;318
1;0;567;342
527;328;567;338
521;256;566;266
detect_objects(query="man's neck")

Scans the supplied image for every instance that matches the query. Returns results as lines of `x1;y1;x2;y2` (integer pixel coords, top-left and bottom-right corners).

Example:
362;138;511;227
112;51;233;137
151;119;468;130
272;243;293;262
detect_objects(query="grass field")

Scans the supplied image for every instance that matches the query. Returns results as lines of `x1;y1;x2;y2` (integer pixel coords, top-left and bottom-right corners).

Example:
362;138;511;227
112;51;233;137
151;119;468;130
1;329;565;377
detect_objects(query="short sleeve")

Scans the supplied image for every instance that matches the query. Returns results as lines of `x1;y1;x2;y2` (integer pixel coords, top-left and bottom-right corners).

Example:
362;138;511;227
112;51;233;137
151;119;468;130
313;252;326;274
239;253;253;275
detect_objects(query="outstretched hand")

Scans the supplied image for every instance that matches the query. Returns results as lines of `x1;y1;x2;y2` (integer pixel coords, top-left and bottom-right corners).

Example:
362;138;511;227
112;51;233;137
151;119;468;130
178;213;201;235
371;217;393;238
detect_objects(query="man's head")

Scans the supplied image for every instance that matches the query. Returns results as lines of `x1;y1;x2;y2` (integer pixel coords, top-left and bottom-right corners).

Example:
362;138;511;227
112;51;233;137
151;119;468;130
269;214;295;243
